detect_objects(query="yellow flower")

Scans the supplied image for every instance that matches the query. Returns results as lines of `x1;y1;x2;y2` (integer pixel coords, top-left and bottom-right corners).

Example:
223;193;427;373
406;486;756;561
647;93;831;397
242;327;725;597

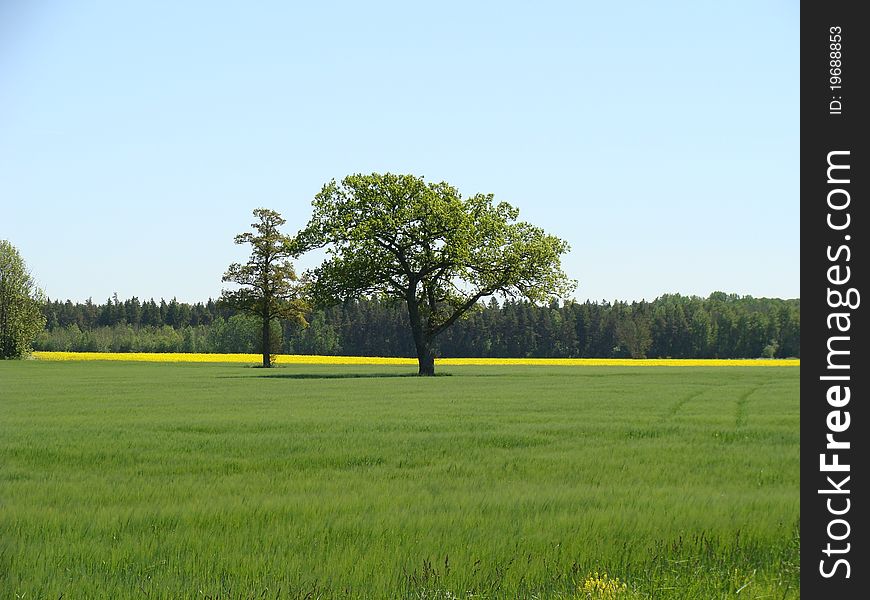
579;571;629;599
32;351;799;367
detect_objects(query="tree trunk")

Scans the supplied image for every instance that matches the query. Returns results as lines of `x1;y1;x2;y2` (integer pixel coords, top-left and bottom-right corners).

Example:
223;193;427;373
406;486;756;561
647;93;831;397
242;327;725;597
262;316;271;368
407;298;436;376
417;345;435;376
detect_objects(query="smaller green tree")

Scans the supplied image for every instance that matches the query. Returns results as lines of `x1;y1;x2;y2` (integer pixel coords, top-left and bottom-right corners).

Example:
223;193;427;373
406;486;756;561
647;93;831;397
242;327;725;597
613;308;652;359
220;209;307;367
0;240;47;359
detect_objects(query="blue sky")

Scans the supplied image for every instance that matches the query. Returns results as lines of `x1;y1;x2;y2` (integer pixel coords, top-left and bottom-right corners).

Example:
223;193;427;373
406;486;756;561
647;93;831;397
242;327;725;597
1;1;799;304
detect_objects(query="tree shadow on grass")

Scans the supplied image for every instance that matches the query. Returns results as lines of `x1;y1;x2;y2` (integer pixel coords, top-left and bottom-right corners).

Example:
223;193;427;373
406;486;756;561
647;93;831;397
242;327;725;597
220;372;453;380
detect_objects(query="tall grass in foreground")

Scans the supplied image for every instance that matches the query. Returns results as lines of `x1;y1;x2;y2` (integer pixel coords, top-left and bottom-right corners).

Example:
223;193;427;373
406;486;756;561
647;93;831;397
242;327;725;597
0;362;799;598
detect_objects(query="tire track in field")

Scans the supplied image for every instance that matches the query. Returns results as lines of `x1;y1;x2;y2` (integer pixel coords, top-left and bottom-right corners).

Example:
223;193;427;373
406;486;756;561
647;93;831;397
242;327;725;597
735;383;769;428
660;388;707;421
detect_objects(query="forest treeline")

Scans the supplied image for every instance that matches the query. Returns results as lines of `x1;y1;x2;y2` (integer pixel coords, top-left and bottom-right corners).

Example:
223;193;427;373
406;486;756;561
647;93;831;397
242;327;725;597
34;292;799;359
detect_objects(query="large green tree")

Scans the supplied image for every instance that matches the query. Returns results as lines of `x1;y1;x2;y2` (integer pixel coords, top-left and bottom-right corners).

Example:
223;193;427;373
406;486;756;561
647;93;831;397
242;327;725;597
295;173;574;375
220;209;307;367
0;240;46;359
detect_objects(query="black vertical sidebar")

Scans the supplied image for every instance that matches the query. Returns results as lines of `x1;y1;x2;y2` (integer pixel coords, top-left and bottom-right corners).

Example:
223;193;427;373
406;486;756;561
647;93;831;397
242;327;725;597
801;1;866;597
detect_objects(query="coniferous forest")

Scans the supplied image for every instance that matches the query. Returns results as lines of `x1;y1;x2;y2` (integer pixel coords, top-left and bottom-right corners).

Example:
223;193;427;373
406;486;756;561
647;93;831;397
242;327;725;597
35;292;799;359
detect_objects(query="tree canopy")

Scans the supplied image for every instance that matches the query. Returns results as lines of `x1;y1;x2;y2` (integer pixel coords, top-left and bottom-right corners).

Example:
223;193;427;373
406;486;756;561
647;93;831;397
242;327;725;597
0;240;46;359
295;173;574;374
220;208;306;367
35;292;800;359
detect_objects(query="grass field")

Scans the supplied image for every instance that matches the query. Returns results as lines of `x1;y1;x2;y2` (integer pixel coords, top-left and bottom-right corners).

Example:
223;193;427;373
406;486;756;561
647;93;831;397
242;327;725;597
0;360;799;599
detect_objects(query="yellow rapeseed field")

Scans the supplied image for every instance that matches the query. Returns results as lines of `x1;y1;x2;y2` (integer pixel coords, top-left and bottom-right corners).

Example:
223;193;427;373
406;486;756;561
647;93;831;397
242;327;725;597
32;351;800;367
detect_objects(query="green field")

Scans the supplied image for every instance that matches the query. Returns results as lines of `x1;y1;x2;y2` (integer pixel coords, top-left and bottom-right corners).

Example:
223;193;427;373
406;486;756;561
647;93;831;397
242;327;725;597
0;361;799;599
